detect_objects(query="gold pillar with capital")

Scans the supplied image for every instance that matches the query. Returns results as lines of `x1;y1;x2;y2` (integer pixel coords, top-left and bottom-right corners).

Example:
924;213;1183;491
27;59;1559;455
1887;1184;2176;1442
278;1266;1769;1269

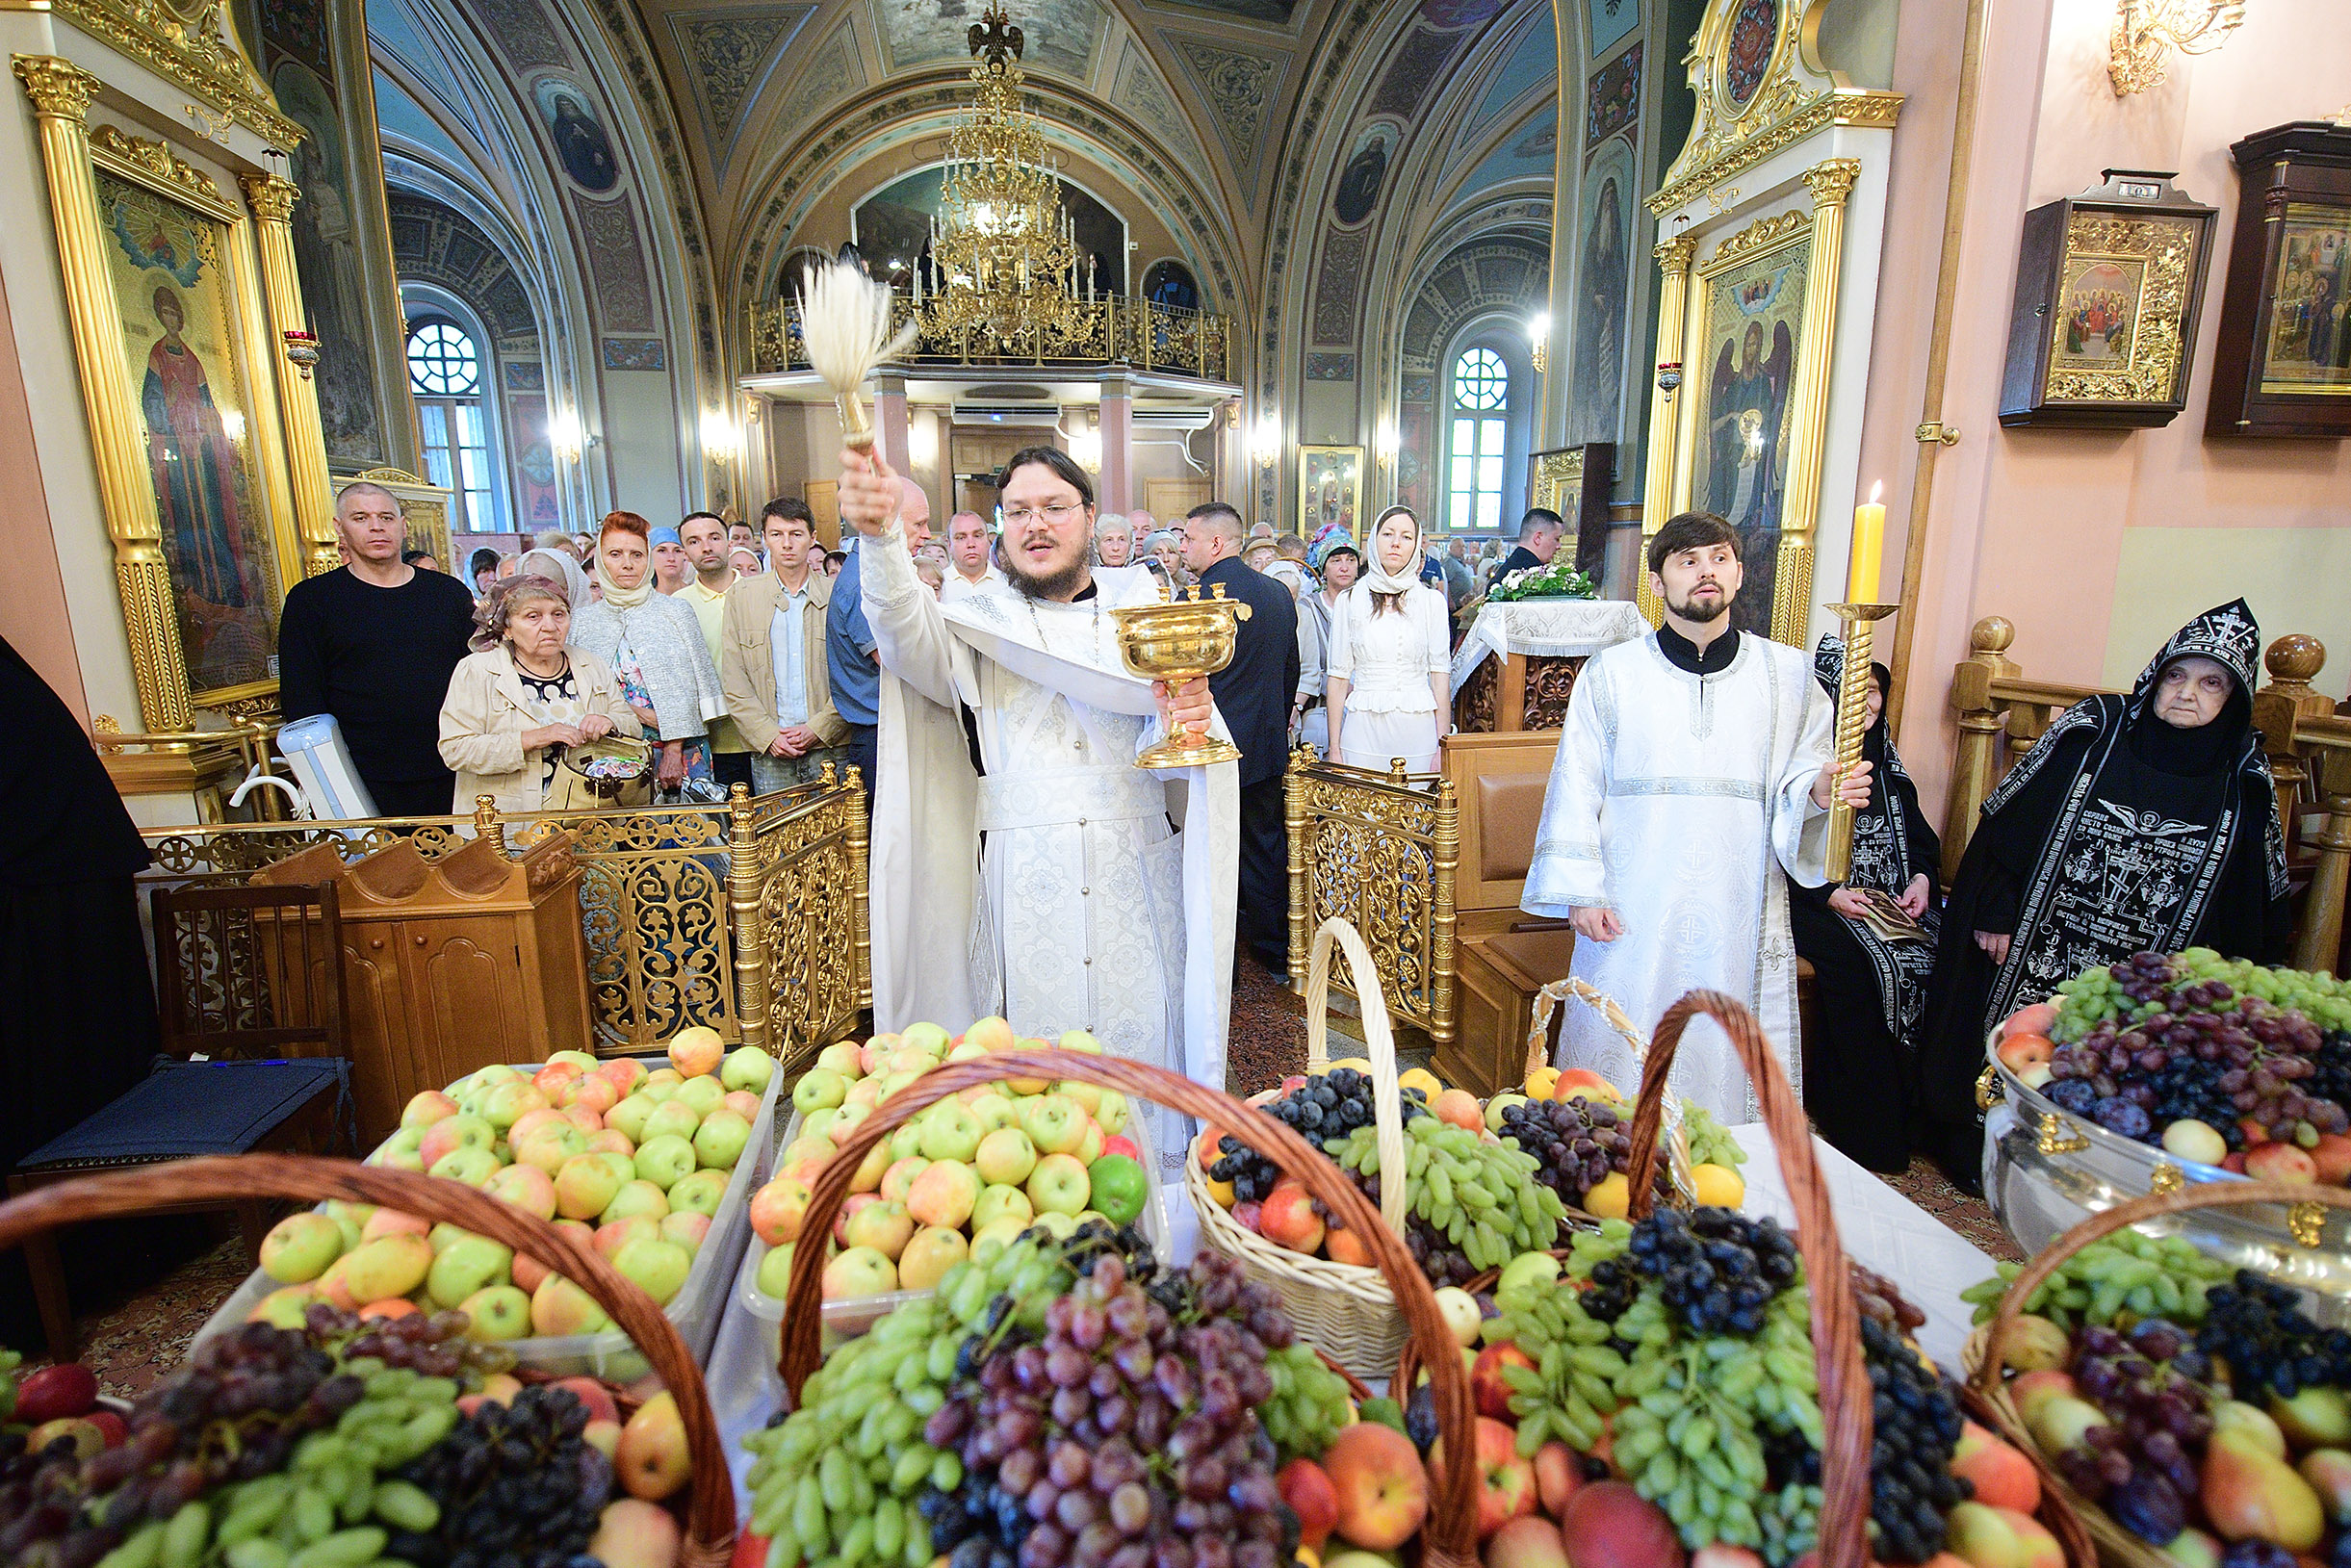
1769;156;1862;648
12;55;191;729
240;172;340;578
1636;234;1698;626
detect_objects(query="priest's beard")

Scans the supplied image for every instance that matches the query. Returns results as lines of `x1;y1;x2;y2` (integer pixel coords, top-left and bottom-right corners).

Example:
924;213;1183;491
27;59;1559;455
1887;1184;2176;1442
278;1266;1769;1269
1666;580;1735;624
1005;543;1092;603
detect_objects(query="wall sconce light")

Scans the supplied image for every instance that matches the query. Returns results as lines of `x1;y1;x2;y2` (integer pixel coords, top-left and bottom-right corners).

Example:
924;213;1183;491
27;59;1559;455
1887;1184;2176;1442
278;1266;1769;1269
2109;0;2246;95
1528;312;1552;375
1373;418;1399;469
1251;411;1281;467
550;408;592;458
699;408;741;456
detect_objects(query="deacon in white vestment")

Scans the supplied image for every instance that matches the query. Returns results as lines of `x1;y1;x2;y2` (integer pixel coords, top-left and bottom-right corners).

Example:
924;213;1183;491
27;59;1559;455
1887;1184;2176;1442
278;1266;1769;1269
1520;512;1872;1120
840;445;1240;1256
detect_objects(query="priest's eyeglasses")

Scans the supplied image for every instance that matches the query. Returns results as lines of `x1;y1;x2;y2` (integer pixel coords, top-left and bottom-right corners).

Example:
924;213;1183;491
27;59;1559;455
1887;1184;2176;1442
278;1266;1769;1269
1003;502;1085;527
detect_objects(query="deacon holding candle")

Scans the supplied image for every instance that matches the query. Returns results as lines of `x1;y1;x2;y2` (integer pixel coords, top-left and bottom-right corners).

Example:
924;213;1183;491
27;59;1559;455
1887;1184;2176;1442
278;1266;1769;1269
1521;511;1873;1122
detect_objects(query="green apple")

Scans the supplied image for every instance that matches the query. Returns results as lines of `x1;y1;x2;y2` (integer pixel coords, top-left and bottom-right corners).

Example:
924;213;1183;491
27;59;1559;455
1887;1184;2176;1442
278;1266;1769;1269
601;1179;671;1224
636;1076;679;1104
810;1044;858;1080
515;1122;588;1174
642;1101;701;1144
1093;1092;1128;1136
1484;1093;1530;1134
969;1216;1028;1263
429;1146;502;1187
844;1197;916;1260
611;1235;692;1304
971;1184;1033;1232
548;1050;602;1073
428;1221;473;1254
974;1128;1038;1187
946;1041;990;1065
1027;1210;1078;1240
1498;1251;1563;1295
428;1235;514;1308
803;1108;840;1144
260;1213;345;1283
474;1065;525;1090
458;1284;532;1341
660;1211;710;1255
633;1134;699;1191
401;1092;458;1129
919;1103;985;1163
1057;1029;1102;1055
1019;1095;1086;1156
418;1115;496;1170
792;1068;849;1115
1026;1153;1091;1218
898;1226;969;1291
606;1095;658;1144
247;1284;320;1329
555;1153;627;1221
820;1246;897;1299
888;1124;924;1161
485;1163;558;1221
902;1021;951;1055
479;1080;549;1132
674;1076;726;1117
692;1109;752;1170
965;1092;1020;1135
668;1169;728;1217
1085;1154;1147;1227
755;1241;795;1299
529;1273;610;1336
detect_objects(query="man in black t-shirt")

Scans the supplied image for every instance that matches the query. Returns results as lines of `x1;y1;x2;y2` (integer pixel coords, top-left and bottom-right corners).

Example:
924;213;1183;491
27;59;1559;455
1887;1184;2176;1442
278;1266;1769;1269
278;482;479;817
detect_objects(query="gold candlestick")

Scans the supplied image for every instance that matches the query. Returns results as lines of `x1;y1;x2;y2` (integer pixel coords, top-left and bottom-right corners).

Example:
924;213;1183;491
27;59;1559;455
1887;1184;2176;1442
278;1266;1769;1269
1824;602;1899;883
1111;583;1253;770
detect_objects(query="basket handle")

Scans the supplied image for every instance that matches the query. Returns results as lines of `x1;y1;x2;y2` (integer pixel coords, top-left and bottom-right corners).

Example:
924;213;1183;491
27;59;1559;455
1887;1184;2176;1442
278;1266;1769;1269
0;1155;736;1568
1302;918;1409;1237
1968;1181;2351;1401
780;1049;1484;1568
1617;990;1874;1568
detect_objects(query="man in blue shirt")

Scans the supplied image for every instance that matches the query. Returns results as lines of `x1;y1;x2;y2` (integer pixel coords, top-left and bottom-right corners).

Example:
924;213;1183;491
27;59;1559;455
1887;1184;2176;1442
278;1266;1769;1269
827;475;930;806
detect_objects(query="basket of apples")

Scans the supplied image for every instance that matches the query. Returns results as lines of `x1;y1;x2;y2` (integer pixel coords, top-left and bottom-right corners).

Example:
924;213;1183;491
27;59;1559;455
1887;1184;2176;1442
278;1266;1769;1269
738;1017;1159;1334
1355;989;2096;1568
193;1027;782;1377
1964;1182;2351;1568
0;1153;739;1568
750;1047;1490;1568
1183;919;1571;1378
1981;950;2351;1288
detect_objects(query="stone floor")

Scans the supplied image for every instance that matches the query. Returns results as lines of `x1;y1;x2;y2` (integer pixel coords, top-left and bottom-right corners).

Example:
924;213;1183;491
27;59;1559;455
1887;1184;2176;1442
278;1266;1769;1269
37;960;2014;1392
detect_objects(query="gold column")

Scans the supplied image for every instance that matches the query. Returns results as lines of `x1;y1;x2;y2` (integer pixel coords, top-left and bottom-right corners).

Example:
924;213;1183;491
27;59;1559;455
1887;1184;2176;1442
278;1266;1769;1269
240;173;339;578
846;765;872;1012
1285;744;1310;993
1430;777;1459;1048
726;784;772;1054
1771;158;1862;648
13;57;190;731
1636;235;1698;626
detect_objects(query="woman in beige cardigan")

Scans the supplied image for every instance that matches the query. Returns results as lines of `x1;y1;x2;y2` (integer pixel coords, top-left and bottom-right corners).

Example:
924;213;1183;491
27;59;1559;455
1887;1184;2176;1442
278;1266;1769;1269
439;574;642;812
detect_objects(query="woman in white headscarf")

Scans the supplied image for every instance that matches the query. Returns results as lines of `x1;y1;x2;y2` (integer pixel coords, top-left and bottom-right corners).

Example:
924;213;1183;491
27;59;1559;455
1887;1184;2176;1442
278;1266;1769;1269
516;546;590;608
565;512;726;795
1325;505;1451;773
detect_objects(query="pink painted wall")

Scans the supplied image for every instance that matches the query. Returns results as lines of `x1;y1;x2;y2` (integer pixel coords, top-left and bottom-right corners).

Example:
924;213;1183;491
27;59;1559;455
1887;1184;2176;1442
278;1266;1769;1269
0;258;85;721
1873;0;2351;819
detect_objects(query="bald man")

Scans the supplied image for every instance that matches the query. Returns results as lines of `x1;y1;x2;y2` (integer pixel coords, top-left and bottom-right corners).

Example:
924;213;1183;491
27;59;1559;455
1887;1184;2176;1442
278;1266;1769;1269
828;475;931;805
277;481;478;815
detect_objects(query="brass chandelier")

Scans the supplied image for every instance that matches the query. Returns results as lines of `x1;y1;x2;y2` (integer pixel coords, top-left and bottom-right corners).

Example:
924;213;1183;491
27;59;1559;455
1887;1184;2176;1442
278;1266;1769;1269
923;3;1096;352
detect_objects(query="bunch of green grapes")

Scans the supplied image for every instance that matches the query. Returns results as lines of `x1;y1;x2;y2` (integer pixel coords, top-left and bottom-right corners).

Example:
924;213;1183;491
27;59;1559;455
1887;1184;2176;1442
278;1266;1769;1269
1259;1341;1356;1465
1682;1106;1747;1170
1960;1228;2230;1329
742;1236;1074;1568
1328;1116;1567;1272
2051;949;2351;1041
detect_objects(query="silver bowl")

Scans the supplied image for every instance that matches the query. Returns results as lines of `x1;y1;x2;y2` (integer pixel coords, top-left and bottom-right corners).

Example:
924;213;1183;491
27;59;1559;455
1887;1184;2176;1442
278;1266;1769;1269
1982;1041;2351;1324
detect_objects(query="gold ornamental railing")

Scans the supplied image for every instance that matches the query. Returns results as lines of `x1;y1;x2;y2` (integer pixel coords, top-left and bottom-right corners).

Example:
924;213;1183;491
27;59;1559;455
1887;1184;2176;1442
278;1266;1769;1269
139;776;868;1068
748;294;1232;382
1284;746;1458;1044
1945;617;2351;975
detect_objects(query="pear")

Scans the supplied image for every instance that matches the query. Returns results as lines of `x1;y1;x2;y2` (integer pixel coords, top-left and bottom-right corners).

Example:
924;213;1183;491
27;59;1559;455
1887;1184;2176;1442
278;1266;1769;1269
2024;1394;2109;1456
2297;1448;2351;1527
2213;1400;2288;1460
2269;1386;2351;1449
2201;1428;2323;1552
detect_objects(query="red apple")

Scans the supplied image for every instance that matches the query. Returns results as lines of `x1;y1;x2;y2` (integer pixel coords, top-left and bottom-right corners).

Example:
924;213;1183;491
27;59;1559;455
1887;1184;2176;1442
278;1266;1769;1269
1278;1457;1340;1551
1485;1515;1570;1568
1689;1550;1766;1568
1322;1421;1430;1550
1472;1341;1536;1421
1433;1089;1485;1132
1558;1481;1683;1568
2001;1002;2059;1039
2247;1142;2319;1184
1995;1034;2054;1073
1258;1179;1326;1256
86;1410;128;1450
1448;1415;1537;1537
1951;1420;2040;1513
13;1364;98;1425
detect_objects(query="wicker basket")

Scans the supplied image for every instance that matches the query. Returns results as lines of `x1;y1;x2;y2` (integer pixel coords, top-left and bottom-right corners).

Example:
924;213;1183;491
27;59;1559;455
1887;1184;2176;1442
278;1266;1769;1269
1520;974;1697;1202
778;1047;1486;1568
1963;1183;2351;1568
0;1154;737;1568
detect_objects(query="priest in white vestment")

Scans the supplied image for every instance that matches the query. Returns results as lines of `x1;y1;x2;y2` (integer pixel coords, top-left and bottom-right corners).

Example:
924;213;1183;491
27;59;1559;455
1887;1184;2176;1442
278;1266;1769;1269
1521;512;1870;1120
840;445;1239;1255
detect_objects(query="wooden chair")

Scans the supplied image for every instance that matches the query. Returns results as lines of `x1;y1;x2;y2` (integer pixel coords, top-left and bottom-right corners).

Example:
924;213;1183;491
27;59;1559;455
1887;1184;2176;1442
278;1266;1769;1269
7;884;354;1361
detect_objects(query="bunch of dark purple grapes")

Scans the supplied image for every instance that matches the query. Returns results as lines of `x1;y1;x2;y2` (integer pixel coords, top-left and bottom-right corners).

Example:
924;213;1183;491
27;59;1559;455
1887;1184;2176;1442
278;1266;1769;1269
2196;1269;2351;1401
334;1303;500;1380
919;1249;1297;1568
389;1384;611;1568
0;1320;362;1568
1403;1215;1478;1288
1494;1096;1658;1210
2044;973;2346;1145
2051;1320;2215;1543
1207;1070;1416;1205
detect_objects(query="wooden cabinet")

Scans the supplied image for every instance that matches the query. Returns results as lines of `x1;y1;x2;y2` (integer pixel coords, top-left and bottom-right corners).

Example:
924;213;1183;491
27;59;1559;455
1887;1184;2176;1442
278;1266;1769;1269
259;833;590;1144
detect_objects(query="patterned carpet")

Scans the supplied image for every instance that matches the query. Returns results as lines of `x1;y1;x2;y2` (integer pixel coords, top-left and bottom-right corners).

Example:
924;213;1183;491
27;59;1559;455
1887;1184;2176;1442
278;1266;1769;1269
42;961;2017;1390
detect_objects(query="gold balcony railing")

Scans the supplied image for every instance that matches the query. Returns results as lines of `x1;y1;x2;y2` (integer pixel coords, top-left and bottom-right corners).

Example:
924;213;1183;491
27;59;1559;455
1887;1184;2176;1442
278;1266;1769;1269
1945;617;2351;975
138;776;868;1070
1284;747;1459;1044
747;294;1232;381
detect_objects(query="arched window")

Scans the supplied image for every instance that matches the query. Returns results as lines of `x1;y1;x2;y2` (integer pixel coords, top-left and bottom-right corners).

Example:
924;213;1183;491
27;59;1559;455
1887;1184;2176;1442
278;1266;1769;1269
1447;347;1510;532
406;317;499;530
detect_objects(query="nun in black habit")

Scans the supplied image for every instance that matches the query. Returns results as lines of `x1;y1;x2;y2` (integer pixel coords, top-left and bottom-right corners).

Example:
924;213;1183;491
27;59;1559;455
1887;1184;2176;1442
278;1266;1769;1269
1790;636;1941;1172
1916;599;2292;1189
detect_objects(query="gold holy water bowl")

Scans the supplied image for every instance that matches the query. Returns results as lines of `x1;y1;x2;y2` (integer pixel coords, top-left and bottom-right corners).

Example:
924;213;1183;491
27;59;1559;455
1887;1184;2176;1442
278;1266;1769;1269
1111;583;1252;770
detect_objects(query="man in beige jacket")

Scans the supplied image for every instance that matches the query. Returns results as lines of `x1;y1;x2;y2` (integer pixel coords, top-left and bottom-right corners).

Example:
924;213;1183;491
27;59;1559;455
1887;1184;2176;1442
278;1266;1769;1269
719;500;848;792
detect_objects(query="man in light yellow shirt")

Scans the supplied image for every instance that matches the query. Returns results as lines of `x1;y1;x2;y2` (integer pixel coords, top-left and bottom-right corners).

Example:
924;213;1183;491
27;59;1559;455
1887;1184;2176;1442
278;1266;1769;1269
676;510;753;793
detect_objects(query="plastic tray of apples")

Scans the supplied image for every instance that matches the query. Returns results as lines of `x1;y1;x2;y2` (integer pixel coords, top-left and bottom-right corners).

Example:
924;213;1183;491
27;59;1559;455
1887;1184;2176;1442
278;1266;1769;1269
191;1031;783;1379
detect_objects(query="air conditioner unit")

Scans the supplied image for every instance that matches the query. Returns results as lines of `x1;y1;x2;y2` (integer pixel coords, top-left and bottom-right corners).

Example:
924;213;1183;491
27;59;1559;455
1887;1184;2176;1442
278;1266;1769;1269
951;402;1062;424
1131;408;1218;432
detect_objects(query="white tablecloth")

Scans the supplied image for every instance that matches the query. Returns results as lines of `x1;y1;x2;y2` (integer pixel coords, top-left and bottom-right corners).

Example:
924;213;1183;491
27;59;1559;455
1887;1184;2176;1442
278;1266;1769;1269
1729;1124;1998;1374
1450;599;1651;692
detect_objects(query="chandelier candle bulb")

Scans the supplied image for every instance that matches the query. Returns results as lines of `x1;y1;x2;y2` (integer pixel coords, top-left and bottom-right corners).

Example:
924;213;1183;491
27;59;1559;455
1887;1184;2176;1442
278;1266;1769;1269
1847;484;1885;603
